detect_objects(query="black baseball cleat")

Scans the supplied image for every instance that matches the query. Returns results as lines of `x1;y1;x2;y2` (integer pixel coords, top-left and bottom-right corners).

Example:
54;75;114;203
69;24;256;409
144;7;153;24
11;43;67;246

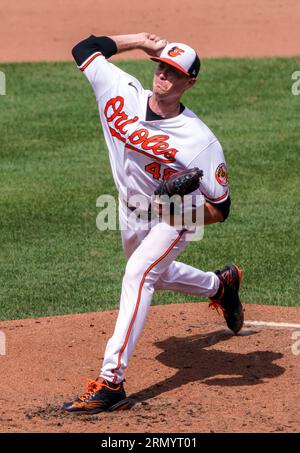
63;379;130;414
209;263;244;334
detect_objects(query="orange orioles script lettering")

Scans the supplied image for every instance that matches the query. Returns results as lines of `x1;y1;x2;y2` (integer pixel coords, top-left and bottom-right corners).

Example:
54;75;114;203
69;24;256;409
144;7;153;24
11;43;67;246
168;47;185;57
104;96;178;163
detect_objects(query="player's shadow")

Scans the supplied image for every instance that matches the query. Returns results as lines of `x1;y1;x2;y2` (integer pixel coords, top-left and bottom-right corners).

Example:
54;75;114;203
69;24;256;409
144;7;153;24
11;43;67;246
130;330;284;405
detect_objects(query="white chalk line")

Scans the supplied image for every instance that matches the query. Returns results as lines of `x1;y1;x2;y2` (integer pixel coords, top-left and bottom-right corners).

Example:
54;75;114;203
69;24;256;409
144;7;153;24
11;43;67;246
245;320;300;330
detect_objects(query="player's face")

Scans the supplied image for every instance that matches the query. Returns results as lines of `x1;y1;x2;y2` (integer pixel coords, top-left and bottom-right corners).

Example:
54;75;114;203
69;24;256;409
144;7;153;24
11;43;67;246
152;62;196;99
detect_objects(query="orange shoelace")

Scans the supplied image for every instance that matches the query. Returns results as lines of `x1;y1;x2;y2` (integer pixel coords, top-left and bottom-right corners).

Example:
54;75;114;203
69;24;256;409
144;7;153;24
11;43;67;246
78;379;121;401
209;279;225;315
78;380;103;401
209;300;224;315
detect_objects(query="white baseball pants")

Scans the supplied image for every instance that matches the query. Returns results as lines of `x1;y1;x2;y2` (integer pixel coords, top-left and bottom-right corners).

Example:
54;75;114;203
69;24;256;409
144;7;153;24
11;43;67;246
100;201;220;383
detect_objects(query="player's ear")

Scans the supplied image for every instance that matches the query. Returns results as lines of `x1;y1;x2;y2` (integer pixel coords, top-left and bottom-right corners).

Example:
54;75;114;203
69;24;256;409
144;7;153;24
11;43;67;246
188;77;197;88
184;77;196;91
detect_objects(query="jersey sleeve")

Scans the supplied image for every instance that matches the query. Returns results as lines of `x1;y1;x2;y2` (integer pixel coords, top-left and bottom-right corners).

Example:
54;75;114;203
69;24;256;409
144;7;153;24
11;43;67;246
188;139;229;204
72;35;127;101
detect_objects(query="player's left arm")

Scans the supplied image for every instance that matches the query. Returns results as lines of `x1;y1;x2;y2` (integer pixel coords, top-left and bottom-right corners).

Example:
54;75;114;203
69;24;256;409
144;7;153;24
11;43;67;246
204;197;231;225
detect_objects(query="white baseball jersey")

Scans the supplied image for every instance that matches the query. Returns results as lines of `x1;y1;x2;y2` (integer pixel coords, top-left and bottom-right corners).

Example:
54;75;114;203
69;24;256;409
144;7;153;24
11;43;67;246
78;52;229;206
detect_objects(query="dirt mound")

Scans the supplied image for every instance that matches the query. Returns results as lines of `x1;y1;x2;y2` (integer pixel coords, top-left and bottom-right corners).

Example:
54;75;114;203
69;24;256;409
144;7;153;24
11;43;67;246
1;303;299;432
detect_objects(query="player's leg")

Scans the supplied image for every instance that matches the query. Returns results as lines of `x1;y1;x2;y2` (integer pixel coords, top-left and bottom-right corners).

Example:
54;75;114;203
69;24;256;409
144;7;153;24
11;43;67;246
100;221;190;383
154;260;220;297
155;258;243;334
63;203;149;414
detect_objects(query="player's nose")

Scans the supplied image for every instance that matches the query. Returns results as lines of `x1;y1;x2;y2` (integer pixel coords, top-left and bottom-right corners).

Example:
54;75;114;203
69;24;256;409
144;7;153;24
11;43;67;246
158;69;167;80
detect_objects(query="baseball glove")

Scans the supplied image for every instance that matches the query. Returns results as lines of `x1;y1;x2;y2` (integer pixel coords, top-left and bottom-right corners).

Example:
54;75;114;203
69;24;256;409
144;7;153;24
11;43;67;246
154;167;203;197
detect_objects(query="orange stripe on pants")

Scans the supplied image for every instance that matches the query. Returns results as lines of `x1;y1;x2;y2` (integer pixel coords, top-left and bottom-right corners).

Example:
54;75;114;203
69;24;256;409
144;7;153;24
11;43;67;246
112;229;185;383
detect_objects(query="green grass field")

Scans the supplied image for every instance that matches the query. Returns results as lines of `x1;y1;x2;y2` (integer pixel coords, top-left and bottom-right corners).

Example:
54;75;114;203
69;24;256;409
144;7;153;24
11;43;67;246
0;57;299;320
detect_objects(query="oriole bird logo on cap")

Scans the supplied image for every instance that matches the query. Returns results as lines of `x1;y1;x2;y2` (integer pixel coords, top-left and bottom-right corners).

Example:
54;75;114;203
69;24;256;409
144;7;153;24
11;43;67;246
168;47;185;57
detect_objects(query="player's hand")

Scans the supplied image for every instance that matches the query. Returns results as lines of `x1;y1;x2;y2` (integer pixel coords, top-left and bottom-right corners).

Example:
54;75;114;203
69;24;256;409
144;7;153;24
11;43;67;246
152;195;180;227
138;32;168;56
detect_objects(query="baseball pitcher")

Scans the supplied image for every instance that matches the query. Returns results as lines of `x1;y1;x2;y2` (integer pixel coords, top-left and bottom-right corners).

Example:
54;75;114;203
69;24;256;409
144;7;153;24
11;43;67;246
63;32;243;414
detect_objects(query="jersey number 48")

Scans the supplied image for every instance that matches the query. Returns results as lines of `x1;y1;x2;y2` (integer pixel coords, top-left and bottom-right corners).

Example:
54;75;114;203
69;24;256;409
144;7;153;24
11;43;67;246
145;162;177;181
